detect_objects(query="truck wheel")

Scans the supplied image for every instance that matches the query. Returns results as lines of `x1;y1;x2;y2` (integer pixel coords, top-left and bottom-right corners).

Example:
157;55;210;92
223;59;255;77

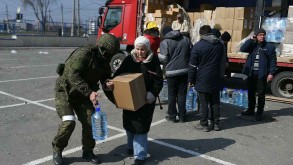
110;53;126;72
271;71;293;98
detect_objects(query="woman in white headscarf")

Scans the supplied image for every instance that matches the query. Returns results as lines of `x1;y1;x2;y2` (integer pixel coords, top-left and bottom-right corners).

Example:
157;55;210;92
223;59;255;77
108;36;163;165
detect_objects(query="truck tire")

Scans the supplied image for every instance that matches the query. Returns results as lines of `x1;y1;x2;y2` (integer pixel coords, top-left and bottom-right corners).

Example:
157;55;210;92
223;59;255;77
271;71;293;98
110;53;126;72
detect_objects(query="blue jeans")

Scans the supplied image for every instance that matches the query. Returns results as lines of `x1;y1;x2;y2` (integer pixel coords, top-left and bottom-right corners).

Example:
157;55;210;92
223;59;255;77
126;131;148;160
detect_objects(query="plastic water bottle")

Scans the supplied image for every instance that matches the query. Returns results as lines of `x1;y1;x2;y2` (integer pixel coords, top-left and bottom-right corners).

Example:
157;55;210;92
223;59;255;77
159;80;168;102
186;87;194;111
192;87;197;111
91;103;108;140
232;89;239;105
222;88;229;103
244;90;248;108
238;89;244;107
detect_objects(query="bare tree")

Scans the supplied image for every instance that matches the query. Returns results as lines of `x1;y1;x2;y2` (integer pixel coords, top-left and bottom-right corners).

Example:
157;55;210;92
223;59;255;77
22;0;58;34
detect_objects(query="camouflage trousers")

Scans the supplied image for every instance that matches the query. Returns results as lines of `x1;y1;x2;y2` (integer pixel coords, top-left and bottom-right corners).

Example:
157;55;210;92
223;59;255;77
52;91;95;153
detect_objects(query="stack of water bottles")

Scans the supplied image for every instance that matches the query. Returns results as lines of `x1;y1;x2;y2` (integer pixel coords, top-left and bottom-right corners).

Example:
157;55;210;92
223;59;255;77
186;86;197;112
262;18;287;43
91;103;108;141
159;79;168;102
221;88;248;108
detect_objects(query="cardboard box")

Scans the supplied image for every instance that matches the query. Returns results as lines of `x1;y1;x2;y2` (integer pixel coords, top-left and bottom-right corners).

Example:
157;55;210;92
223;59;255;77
112;73;146;111
194;12;203;21
233;19;253;30
284;31;293;44
225;8;235;19
231;42;239;53
215;19;234;30
203;10;213;20
232;30;250;42
214;7;226;19
234;7;254;19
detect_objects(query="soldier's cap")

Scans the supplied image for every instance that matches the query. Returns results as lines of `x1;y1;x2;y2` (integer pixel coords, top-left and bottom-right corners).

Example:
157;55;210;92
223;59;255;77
97;33;120;56
146;21;159;30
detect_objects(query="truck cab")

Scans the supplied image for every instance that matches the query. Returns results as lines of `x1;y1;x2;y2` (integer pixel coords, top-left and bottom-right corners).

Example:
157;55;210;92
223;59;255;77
97;0;143;72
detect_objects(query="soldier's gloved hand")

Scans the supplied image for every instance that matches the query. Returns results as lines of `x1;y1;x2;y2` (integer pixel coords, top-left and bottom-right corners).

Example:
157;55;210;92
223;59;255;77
146;92;155;104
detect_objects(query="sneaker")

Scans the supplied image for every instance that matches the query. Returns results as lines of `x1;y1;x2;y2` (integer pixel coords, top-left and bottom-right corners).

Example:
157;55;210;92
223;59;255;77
53;151;63;165
82;150;100;164
241;110;255;116
214;123;221;131
132;159;145;165
165;116;178;123
255;114;263;121
195;123;210;132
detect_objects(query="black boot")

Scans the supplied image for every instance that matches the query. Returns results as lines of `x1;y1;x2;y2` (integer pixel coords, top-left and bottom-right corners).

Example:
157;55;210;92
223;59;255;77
82;150;100;164
241;109;255;116
53;151;63;165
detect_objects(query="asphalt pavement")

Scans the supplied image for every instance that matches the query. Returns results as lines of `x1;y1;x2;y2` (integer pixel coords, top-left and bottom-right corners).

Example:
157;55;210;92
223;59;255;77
0;48;292;165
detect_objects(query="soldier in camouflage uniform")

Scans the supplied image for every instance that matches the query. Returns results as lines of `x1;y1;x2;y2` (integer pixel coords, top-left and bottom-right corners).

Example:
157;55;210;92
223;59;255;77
52;33;120;165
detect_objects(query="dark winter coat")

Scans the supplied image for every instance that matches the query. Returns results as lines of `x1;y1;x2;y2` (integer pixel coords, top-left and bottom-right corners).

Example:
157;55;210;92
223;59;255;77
113;51;163;134
188;34;224;93
159;30;191;77
240;39;277;78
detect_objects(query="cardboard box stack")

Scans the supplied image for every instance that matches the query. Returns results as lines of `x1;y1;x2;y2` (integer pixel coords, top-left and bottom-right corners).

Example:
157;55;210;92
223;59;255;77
144;0;180;29
186;6;254;52
214;7;255;53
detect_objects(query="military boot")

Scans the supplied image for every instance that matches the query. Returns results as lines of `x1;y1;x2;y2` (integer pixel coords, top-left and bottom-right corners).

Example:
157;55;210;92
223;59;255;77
53;151;63;165
82;150;100;164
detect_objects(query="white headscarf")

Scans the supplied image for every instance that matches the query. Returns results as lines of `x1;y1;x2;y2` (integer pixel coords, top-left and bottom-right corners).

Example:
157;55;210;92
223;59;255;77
134;36;151;52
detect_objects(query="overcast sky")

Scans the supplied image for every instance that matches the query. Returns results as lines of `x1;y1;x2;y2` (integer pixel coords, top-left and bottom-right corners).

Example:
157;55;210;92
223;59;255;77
0;0;106;24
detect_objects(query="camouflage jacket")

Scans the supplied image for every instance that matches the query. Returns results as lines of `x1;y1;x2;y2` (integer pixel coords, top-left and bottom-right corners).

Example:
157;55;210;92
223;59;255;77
56;46;112;98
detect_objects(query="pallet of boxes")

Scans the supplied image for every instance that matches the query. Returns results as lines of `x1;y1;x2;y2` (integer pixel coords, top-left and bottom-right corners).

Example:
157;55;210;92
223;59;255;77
186;5;255;54
214;7;255;54
144;0;182;30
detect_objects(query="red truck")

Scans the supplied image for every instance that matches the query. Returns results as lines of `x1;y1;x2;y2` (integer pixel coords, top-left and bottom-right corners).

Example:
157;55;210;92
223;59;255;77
97;0;293;98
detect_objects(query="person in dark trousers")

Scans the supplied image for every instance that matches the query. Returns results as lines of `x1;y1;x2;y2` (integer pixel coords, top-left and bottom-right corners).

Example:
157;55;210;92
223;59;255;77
220;31;232;81
188;25;224;131
159;26;192;123
52;33;120;165
108;36;163;165
240;29;277;121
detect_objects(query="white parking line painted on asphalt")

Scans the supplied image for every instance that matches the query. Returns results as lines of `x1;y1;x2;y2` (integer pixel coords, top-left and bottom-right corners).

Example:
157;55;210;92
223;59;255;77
0;91;56;111
0;76;57;83
0;98;54;109
10;64;58;69
149;138;236;165
23;132;127;165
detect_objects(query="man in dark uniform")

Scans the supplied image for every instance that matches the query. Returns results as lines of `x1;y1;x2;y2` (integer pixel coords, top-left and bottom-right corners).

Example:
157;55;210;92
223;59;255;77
52;33;120;165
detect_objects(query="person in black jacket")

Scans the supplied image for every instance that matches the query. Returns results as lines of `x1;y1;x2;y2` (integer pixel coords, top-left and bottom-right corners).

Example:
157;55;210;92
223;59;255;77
107;36;163;165
159;26;192;123
188;25;224;131
240;29;277;121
